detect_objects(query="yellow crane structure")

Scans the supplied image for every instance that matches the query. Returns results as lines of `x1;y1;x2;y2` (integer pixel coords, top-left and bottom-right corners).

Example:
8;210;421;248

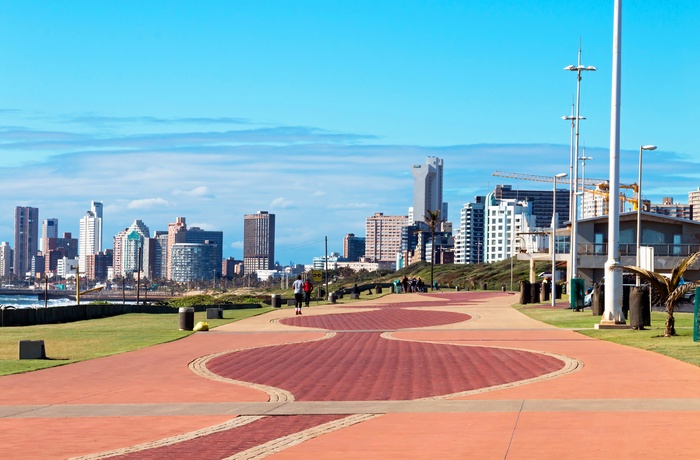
491;171;641;214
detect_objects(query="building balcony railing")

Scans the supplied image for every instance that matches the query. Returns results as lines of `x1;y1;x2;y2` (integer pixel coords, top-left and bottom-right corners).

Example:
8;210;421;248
578;243;700;257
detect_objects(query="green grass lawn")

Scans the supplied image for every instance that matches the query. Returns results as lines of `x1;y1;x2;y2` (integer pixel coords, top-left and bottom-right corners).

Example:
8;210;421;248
0;307;273;376
516;304;700;367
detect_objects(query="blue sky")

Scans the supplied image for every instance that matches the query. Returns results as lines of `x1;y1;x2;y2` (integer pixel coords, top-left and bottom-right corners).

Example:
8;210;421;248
0;1;698;265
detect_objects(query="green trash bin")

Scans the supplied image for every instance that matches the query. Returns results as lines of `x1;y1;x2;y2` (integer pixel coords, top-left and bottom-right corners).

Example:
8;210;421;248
570;278;585;311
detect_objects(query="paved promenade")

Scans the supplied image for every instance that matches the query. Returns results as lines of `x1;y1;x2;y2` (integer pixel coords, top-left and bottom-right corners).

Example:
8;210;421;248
1;291;700;459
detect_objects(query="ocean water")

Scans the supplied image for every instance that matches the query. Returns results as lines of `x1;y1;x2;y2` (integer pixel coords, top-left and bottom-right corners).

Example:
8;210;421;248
0;295;76;309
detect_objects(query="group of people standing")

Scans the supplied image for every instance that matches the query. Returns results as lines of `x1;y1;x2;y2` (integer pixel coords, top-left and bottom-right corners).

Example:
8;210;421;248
396;276;428;293
292;275;314;315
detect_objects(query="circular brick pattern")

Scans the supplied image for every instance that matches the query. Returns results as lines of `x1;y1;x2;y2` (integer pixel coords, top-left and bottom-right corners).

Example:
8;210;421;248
280;308;470;330
207;332;565;401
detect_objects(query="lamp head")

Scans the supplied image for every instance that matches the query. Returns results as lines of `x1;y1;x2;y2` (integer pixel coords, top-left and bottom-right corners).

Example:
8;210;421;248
563;65;576;71
555;173;568;179
641;145;657;151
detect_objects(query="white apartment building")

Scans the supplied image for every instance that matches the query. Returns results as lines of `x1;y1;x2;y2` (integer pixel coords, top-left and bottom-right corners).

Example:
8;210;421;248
484;194;536;263
78;201;103;272
0;242;11;278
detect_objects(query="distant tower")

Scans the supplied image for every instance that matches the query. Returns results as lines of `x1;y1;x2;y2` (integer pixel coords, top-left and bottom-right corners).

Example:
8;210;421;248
41;218;58;255
13;206;39;279
343;233;366;262
411;156;445;227
79;201;103;272
167;217;187;279
243;211;275;275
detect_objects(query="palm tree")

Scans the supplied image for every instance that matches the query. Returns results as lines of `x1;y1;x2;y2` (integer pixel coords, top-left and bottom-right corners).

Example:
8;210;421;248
619;251;700;337
424;209;441;290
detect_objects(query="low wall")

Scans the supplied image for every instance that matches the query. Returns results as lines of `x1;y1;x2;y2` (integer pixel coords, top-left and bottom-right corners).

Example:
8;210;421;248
0;303;262;327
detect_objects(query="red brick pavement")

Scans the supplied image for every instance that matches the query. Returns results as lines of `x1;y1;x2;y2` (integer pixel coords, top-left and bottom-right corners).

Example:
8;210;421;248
280;308;470;330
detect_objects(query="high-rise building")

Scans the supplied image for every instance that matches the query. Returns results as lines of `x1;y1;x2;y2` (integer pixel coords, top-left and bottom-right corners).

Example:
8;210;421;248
41;218;58;255
0;242;11;278
79;201;103;271
456;196;486;264
187;227;223;276
494;184;568;228
13;206;39;279
243;211;275;275
484;194;536;263
365;212;408;263
343;233;366;262
85;250;112;281
167;217;187;279
143;231;168;279
113;220;149;277
222;257;244;277
170;242;218;283
411;156;446;227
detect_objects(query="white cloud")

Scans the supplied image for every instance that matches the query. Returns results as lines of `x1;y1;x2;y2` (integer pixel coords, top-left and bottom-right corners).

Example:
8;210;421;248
173;186;210;197
127;198;169;209
270;197;295;209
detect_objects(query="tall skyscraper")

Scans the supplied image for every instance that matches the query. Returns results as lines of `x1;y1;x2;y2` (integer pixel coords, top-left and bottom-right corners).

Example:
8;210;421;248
411;156;446;227
13;206;39;279
79;201;103;271
41;218;58;255
365;212;408;262
244;211;275;275
167;217;187;279
0;242;11;278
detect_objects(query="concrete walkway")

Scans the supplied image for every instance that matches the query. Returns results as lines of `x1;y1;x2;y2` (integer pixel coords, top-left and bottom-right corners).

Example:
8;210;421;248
1;291;699;459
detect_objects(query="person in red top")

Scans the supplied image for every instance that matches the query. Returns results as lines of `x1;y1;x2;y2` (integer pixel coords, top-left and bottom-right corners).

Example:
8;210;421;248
303;278;314;307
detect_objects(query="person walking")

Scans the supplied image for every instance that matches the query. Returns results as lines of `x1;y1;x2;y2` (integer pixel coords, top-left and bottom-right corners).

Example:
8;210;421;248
293;275;304;315
303;277;314;307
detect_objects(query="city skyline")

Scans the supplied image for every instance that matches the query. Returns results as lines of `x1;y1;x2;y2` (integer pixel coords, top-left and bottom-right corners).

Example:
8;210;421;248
0;2;698;264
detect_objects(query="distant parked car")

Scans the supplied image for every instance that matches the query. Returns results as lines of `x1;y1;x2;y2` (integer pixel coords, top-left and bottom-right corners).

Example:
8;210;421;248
584;287;594;307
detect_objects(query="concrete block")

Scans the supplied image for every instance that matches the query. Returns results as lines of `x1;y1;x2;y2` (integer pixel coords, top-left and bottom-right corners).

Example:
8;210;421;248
19;340;46;359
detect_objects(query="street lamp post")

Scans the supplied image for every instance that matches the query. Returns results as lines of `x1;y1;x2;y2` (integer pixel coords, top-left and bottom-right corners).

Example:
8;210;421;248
562;106;585;223
565;50;596;287
636;145;657;286
578;154;593;215
552;173;568;306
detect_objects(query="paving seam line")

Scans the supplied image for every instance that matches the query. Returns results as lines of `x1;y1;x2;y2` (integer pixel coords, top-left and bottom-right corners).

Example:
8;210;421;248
379;331;584;400
189;332;337;403
225;414;380;460
68;415;265;460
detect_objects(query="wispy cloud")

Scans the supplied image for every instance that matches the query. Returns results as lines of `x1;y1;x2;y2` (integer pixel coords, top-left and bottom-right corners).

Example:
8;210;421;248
128;198;169;209
0;112;698;265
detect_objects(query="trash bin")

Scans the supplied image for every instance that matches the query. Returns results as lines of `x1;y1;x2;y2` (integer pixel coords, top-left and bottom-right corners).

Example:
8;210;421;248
542;282;550;302
519;280;531;304
271;294;281;308
530;282;541;303
592;284;604;316
329;292;337;304
482;282;488;291
570;278;585;311
555;284;562;299
178;307;195;331
206;308;223;319
629;287;644;329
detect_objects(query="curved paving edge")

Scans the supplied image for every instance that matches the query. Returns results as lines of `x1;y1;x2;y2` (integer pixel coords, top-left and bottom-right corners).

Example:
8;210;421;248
189;332;337;403
378;332;585;400
226;414;379;460
69;415;265;460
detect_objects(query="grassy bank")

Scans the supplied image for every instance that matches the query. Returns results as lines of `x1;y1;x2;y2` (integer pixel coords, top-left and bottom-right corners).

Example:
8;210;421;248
0;307;273;376
516;304;700;367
